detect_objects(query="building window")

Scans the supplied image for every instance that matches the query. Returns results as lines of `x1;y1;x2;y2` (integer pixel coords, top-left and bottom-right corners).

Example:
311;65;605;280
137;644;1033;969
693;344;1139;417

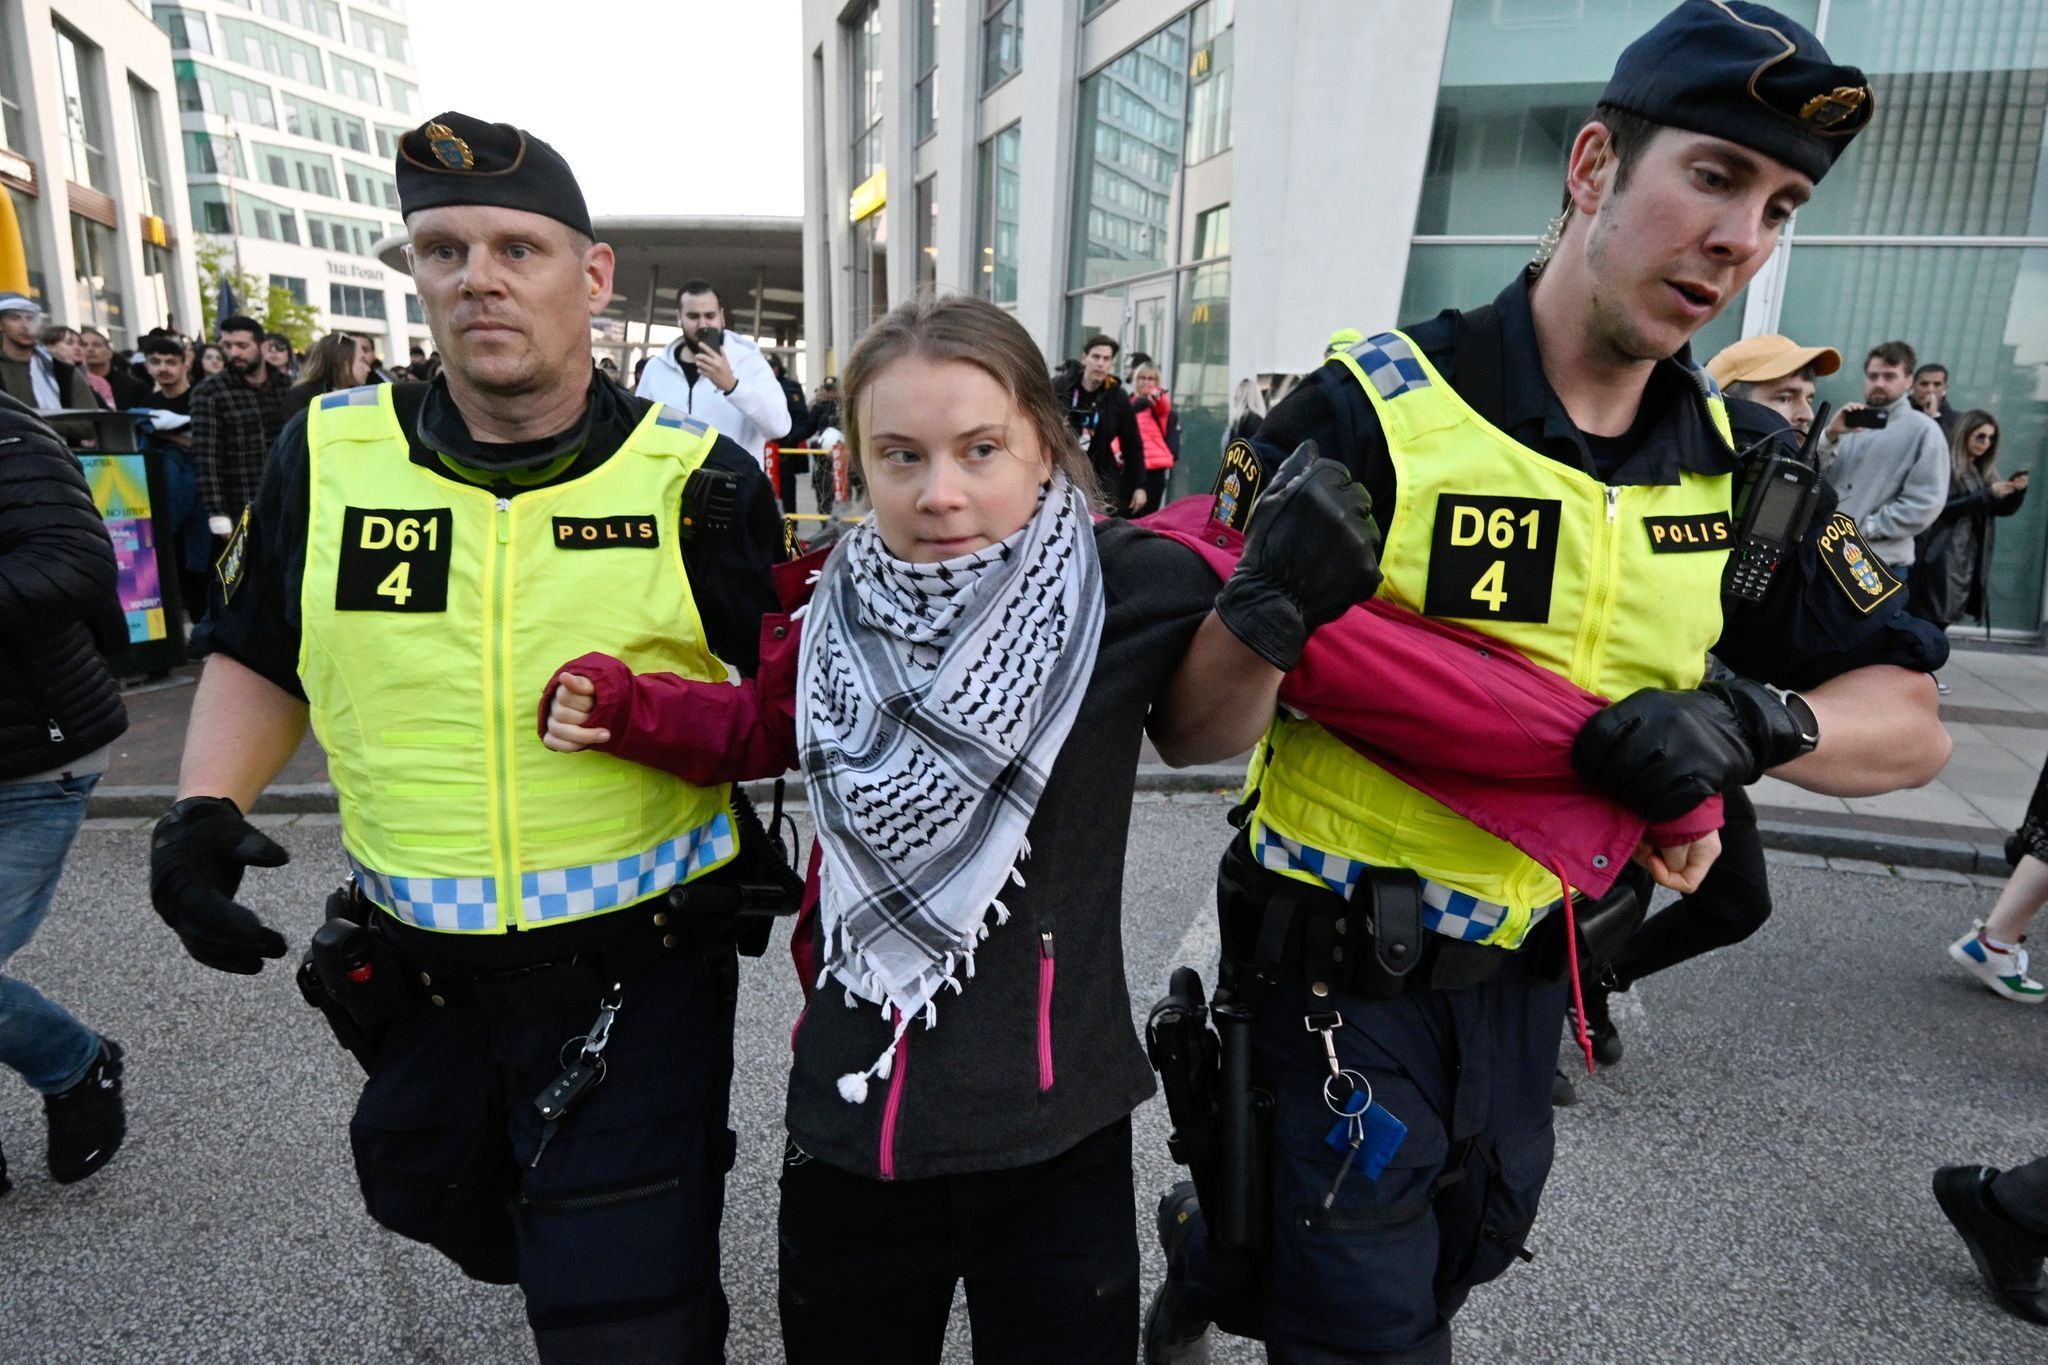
982;0;1022;93
1068;17;1190;292
404;293;423;324
975;126;1020;304
374;124;406;158
257;0;344;41
330;282;386;320
306;210;384;256
53;25;109;190
131;81;172;221
270;274;308;305
846;0;887;335
285;93;368;152
389;77;420;117
915;175;938;292
255;143;336;197
1083;0;1115;16
152;5;214;55
349;8;412;63
69;215;125;340
0;22;25;153
1186;0;1233;165
176;60;280;129
183;131;243;177
219;16;327;87
914;0;939;143
331;53;379;105
342;161;397;208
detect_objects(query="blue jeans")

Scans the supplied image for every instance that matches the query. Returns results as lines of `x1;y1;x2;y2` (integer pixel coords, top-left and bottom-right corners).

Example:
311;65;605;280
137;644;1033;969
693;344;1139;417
0;774;103;1094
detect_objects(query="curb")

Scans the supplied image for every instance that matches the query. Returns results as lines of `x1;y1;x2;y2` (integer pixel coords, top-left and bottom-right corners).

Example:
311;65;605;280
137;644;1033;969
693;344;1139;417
90;770;2011;876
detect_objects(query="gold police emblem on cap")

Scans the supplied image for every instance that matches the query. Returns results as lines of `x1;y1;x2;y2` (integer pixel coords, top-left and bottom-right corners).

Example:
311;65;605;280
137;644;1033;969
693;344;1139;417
1799;85;1869;130
423;122;474;170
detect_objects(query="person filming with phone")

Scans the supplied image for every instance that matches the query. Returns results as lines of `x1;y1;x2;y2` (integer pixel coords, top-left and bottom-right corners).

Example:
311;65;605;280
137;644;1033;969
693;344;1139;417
635;278;792;466
1818;339;1949;580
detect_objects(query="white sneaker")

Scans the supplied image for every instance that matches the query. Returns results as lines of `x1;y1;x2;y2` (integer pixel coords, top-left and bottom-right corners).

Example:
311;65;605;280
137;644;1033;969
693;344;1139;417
1949;925;2048;1004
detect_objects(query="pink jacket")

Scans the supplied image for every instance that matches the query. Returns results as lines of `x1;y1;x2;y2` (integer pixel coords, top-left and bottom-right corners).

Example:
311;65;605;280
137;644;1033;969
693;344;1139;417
1140;496;1720;898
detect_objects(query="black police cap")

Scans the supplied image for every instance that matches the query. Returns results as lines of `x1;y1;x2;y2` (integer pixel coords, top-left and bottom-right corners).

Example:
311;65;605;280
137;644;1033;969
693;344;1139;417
395;111;594;240
1601;0;1873;183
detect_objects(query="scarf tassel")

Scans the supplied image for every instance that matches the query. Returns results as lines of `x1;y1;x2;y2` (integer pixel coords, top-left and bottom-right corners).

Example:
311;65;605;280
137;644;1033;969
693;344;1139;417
1010;865;1027;889
837;1008;916;1105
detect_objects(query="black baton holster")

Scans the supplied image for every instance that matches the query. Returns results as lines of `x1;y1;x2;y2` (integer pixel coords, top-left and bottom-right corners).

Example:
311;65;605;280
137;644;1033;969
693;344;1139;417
1146;966;1269;1293
295;882;413;1073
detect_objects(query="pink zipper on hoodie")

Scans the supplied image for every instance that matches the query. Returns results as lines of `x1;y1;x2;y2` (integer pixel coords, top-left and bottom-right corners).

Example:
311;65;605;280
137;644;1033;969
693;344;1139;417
1037;931;1056;1092
878;1009;909;1181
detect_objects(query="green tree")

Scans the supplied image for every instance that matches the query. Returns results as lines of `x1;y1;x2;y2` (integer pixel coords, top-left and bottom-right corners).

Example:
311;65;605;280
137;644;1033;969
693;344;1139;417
196;240;321;351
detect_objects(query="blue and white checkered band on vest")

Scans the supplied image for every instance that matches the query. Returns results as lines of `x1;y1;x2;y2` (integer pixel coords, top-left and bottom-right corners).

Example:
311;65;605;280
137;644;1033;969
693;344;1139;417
1250;824;1558;945
347;810;737;932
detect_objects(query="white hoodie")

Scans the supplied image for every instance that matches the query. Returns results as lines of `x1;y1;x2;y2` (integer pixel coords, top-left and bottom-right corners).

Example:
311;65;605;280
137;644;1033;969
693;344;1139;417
633;329;790;466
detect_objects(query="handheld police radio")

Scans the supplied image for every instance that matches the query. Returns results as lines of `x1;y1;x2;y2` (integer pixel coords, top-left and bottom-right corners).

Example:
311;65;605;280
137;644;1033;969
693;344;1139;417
1724;402;1827;602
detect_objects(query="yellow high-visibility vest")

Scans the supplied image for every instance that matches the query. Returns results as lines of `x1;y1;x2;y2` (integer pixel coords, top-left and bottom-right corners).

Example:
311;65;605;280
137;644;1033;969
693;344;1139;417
1247;330;1736;946
300;385;738;933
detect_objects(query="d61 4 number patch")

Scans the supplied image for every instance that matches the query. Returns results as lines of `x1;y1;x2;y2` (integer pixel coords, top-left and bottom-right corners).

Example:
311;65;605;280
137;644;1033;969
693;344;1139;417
1423;494;1560;623
335;508;452;613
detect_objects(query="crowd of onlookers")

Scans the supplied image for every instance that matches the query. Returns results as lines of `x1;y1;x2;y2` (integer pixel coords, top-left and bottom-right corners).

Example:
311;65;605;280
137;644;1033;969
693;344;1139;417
1702;332;2028;646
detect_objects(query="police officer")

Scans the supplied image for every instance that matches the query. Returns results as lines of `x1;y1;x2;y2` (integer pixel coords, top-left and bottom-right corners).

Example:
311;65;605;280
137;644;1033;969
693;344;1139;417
1146;5;1953;1361
146;112;784;1362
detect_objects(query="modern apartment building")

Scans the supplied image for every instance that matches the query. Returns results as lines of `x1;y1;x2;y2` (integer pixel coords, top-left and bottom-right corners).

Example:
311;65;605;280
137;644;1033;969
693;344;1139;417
802;0;2048;637
155;0;428;361
1;0;201;343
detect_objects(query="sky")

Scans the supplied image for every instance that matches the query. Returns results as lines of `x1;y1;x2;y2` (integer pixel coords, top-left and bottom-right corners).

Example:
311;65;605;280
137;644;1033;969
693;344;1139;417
407;0;805;219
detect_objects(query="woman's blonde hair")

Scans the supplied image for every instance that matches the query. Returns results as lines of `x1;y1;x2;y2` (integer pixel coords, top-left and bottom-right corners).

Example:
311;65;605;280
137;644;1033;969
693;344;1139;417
1951;409;1999;482
841;293;1099;502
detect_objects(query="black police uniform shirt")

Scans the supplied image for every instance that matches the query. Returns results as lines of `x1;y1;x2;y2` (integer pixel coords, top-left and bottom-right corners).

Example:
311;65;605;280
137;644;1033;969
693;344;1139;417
200;369;784;694
1250;273;1949;691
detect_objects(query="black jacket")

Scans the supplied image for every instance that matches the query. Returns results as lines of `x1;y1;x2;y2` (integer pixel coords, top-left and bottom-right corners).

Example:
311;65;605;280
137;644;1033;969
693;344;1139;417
1054;364;1146;509
0;393;129;778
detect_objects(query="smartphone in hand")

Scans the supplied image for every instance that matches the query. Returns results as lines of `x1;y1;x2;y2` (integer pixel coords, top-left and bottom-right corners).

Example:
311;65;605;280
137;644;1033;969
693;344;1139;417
1843;407;1888;430
690;327;724;356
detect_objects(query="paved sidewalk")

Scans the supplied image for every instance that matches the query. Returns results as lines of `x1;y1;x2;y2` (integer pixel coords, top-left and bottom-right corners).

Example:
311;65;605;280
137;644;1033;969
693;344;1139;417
92;638;2047;872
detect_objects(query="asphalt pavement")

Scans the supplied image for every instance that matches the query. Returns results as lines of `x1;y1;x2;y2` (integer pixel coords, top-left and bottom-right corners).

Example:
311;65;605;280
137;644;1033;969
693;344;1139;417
3;798;2043;1363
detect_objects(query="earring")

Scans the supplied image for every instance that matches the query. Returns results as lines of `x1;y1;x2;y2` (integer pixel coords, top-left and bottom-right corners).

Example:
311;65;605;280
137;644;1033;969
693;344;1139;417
1530;204;1572;275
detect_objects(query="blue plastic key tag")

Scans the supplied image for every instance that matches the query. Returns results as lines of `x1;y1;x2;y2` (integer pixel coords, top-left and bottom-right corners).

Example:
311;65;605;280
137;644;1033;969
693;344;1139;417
1323;1085;1408;1183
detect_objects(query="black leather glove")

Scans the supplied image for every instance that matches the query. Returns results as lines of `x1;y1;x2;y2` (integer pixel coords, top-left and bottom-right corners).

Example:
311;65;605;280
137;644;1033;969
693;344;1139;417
1214;441;1382;671
1571;679;1811;822
150;796;292;974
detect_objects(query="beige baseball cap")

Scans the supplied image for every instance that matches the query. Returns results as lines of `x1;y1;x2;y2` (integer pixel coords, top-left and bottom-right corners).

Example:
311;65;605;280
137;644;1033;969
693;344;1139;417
1706;333;1842;387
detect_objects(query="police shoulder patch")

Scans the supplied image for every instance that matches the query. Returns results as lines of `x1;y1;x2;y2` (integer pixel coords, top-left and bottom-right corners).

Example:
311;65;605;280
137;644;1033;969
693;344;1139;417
1814;512;1901;614
214;505;251;605
1211;439;1265;532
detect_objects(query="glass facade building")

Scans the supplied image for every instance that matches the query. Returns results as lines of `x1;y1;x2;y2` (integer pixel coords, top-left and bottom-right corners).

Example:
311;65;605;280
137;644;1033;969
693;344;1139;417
800;0;2047;630
157;0;430;355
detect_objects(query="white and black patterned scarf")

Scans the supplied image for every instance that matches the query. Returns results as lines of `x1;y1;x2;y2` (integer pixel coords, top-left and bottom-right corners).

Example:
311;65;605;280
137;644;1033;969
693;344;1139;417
798;474;1104;1103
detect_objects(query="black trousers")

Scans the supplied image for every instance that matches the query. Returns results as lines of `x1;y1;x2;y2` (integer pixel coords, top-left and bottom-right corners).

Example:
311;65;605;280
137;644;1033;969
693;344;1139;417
777;1116;1140;1365
348;947;738;1364
1994;1157;2048;1236
1610;786;1772;988
1179;921;1567;1363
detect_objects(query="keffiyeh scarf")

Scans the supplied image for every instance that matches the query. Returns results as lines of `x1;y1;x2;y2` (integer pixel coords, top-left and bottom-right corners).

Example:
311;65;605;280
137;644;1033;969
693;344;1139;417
797;474;1104;1103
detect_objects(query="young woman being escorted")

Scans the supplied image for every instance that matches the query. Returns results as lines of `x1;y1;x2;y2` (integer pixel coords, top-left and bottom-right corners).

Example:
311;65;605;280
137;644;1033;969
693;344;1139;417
538;294;1380;1364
